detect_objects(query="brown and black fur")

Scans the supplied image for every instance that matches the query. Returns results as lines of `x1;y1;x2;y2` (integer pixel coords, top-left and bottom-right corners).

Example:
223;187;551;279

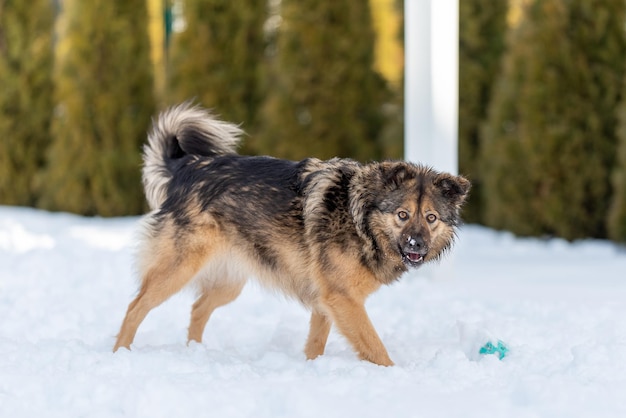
113;103;470;366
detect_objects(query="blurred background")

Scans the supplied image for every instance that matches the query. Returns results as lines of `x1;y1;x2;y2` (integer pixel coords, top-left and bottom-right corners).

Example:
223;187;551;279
1;0;626;243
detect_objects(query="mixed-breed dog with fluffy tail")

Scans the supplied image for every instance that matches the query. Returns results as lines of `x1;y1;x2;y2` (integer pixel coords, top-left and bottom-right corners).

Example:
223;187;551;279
113;102;470;366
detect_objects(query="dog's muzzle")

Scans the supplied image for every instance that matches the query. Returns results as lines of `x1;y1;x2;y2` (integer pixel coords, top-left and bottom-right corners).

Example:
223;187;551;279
401;235;428;267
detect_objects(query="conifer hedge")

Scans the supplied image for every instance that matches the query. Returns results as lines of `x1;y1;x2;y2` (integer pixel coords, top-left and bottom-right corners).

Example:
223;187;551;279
39;0;154;216
257;0;389;162
608;89;626;242
458;0;508;224
167;0;266;154
0;0;54;206
480;0;626;240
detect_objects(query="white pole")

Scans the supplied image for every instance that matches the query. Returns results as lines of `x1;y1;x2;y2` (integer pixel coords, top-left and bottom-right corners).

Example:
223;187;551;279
404;0;432;167
404;0;459;176
431;0;459;175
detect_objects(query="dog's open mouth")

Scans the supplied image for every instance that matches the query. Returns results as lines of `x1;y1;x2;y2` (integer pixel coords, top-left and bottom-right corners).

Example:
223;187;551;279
401;250;425;267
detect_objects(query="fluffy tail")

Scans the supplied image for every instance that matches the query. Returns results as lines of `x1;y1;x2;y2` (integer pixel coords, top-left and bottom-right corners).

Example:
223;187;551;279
143;102;243;209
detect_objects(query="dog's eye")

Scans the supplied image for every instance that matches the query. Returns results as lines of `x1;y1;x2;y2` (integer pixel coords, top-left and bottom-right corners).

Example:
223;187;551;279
426;213;437;223
397;211;409;221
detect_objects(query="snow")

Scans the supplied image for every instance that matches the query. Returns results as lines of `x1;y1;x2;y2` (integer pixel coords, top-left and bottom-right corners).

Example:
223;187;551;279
1;205;626;417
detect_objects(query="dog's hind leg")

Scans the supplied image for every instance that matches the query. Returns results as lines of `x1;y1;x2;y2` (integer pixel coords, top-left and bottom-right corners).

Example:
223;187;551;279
304;311;332;360
113;246;209;352
187;280;245;344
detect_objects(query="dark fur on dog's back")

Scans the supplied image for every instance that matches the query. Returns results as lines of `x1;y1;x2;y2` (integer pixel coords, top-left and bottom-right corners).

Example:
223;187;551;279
114;102;471;366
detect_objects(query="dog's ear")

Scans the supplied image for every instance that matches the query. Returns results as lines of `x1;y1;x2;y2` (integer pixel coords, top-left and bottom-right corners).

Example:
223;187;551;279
434;173;471;206
380;162;411;189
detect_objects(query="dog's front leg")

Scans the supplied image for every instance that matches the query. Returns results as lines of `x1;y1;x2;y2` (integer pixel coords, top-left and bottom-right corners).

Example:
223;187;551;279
304;311;332;360
323;293;394;366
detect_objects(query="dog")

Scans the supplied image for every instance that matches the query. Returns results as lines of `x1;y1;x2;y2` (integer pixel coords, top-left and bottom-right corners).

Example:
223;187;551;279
113;102;470;366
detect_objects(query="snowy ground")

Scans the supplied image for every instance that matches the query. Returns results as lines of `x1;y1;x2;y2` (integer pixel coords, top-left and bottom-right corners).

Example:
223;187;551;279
1;205;626;417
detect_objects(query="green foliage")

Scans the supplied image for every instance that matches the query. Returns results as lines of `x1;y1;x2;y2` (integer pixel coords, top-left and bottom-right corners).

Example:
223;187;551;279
378;0;404;162
608;81;626;242
458;0;508;224
0;0;54;206
257;0;390;162
39;0;154;216
481;0;626;240
167;0;266;153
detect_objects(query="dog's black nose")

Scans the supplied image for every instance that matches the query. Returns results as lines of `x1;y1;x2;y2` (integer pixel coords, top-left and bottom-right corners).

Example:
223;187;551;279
406;235;427;255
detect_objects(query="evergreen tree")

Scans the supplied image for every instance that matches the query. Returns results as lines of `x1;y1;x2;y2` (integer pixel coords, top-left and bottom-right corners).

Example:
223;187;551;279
608;81;626;242
458;0;508;224
376;0;404;161
167;0;266;152
481;0;626;240
0;0;54;206
258;0;389;161
40;0;154;216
